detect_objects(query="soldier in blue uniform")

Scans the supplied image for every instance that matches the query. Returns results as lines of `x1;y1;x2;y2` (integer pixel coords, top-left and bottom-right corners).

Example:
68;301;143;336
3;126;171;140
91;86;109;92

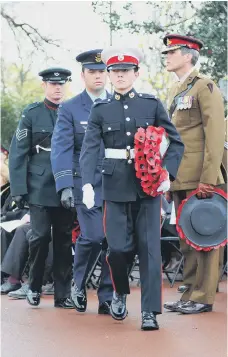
51;50;113;314
79;48;185;330
9;68;75;308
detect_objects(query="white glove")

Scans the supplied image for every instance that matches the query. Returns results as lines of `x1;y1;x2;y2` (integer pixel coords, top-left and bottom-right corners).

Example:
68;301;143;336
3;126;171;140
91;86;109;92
157;172;170;193
82;184;95;209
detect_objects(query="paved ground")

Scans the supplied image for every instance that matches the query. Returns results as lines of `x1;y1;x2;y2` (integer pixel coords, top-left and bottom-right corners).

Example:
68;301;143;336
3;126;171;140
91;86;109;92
1;280;227;357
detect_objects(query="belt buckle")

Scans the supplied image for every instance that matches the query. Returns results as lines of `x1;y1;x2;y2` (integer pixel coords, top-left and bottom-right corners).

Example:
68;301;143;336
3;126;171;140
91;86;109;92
126;148;130;159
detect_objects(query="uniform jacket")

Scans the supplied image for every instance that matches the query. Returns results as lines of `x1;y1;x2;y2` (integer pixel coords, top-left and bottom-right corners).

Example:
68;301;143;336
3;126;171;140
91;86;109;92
79;88;184;202
9;99;61;207
51;90;110;206
168;69;225;191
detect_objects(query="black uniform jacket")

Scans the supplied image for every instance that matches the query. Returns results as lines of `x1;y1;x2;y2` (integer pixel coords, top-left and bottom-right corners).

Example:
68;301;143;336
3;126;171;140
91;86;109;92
80;88;184;202
9;99;61;207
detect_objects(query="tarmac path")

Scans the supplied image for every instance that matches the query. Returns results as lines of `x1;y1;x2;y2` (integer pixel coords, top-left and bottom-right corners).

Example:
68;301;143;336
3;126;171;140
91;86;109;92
1;280;227;357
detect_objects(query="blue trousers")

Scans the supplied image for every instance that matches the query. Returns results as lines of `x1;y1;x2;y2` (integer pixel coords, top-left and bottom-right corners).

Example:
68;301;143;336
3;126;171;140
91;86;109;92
73;204;113;304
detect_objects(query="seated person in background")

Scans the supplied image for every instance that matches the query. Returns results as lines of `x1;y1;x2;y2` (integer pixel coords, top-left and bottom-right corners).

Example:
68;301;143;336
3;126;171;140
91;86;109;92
1;225;54;297
1;145;10;207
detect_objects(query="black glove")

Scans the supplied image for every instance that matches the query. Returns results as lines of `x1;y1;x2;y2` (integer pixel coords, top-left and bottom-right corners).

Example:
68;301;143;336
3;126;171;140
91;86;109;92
61;188;74;209
12;195;25;209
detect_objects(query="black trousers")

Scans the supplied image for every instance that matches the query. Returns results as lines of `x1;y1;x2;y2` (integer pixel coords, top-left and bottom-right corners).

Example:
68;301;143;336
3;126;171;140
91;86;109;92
28;205;74;300
1;223;53;283
104;196;162;314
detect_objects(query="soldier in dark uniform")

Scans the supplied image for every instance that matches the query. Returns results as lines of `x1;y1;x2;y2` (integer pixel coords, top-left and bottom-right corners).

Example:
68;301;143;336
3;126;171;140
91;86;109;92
51;50;113;315
79;47;184;330
9;68;75;308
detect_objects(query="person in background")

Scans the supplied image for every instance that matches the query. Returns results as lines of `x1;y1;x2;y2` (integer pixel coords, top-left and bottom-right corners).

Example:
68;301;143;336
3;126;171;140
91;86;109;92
9;68;74;308
51;50;113;315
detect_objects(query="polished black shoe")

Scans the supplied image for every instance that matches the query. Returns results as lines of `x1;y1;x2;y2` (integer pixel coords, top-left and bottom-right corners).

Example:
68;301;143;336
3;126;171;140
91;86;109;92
54;298;74;309
178;301;213;314
177;285;189;293
98;301;111;315
141;312;159;331
26;289;41;306
110;292;128;321
8;283;29;299
164;300;188;312
71;286;87;312
0;281;21;295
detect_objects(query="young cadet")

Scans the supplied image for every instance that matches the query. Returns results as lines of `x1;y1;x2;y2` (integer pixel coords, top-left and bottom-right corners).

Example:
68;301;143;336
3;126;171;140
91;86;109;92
79;47;184;330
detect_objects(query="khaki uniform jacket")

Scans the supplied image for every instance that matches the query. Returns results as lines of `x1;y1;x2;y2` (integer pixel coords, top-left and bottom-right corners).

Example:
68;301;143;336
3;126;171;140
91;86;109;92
168;69;225;191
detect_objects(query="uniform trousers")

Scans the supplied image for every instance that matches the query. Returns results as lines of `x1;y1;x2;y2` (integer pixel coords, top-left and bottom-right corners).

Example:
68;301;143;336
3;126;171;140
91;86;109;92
104;196;162;314
73;204;113;304
173;190;220;305
28;204;74;300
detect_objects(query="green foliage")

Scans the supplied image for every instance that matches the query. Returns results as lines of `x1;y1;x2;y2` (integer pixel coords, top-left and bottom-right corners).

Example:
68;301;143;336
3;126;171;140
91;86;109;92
1;63;44;148
189;1;227;82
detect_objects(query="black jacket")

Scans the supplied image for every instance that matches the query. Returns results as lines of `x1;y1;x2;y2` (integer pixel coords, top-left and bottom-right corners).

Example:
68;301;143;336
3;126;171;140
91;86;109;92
9;99;61;207
80;88;184;202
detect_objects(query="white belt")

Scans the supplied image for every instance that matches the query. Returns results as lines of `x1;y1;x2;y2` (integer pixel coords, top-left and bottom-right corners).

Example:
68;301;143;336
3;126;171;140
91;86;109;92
36;145;51;153
105;148;135;159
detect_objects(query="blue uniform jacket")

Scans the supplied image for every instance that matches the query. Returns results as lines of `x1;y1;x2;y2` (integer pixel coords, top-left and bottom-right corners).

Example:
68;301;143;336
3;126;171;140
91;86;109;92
51;90;109;206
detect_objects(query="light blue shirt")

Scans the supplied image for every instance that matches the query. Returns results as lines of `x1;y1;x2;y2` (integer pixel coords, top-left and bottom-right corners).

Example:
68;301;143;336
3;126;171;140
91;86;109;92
86;89;107;102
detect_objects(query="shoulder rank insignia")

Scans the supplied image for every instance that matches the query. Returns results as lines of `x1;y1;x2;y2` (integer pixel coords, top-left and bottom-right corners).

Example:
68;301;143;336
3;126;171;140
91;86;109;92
138;93;157;100
177;96;194;110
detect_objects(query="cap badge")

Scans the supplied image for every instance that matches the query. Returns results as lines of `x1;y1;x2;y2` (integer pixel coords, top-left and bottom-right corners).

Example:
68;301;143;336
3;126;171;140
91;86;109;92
54;73;60;76
167;39;172;46
129;92;135;99
115;94;120;101
118;54;124;61
95;53;102;63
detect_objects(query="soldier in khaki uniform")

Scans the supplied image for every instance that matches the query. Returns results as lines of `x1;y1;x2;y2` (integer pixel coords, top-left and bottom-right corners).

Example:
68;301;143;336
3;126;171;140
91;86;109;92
162;35;225;314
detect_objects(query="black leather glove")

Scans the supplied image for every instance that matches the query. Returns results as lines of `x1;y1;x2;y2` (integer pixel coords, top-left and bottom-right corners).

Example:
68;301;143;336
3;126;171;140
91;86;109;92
61;188;74;209
12;195;25;209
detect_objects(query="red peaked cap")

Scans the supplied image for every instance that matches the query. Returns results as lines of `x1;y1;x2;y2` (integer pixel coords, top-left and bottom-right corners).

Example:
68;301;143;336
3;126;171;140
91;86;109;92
162;34;204;54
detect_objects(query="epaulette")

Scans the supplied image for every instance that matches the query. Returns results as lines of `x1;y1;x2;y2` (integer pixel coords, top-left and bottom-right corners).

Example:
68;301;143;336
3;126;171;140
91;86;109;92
93;98;111;108
137;93;158;100
24;102;41;113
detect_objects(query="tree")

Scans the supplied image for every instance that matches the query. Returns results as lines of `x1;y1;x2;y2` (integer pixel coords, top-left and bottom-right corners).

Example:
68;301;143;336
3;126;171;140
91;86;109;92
189;1;227;82
1;3;61;53
1;61;44;148
92;2;197;101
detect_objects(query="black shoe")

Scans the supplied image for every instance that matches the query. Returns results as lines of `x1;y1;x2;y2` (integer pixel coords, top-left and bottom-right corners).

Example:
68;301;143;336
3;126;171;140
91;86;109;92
98;301;111;315
71;286;87;312
54;298;74;309
26;289;41;306
164;300;188;312
110;292;128;321
178;301;213;314
177;285;189;293
8;283;29;299
0;281;21;295
141;312;159;331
